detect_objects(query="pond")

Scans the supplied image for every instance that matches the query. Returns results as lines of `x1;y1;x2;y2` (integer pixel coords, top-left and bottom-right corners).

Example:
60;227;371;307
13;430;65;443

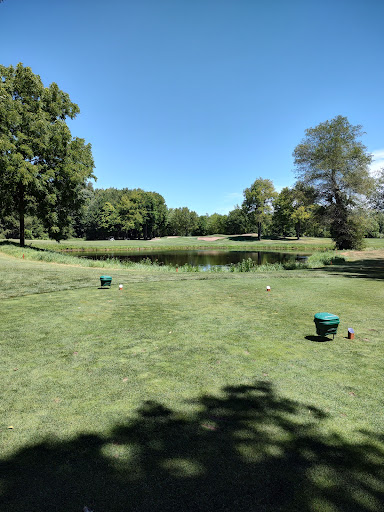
75;250;309;269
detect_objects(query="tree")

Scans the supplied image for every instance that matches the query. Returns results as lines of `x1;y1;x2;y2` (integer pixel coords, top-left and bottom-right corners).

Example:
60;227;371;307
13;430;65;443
140;191;168;239
272;184;319;239
167;207;199;236
195;215;209;236
371;168;384;211
206;213;227;235
272;187;295;237
365;210;384;237
100;202;122;236
226;206;248;235
290;182;318;239
81;187;168;240
0;63;95;246
117;189;168;240
242;178;277;240
293;115;373;249
72;181;95;238
83;188;122;240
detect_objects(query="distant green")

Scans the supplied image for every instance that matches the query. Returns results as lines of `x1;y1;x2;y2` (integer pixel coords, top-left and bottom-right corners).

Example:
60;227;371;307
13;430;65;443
3;234;336;252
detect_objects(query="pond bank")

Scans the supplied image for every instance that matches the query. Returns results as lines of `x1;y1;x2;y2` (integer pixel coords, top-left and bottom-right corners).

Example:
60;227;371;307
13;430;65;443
74;249;312;269
0;242;344;273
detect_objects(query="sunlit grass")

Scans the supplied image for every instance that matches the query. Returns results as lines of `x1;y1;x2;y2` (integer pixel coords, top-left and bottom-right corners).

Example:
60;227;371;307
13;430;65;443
1;247;383;511
1;249;383;445
3;235;337;252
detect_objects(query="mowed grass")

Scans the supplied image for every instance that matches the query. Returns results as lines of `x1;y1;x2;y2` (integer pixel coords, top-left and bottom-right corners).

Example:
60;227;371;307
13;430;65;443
4;234;384;253
1;249;384;511
8;234;337;252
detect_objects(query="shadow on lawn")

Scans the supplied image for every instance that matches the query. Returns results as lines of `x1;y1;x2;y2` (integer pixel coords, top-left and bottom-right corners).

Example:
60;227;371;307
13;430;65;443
316;258;384;281
227;235;263;242
226;236;297;243
1;381;383;512
0;240;46;252
305;335;332;343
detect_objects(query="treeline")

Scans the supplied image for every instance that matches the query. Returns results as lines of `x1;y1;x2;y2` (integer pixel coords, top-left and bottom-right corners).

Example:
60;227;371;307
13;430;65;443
1;64;383;249
2;179;384;241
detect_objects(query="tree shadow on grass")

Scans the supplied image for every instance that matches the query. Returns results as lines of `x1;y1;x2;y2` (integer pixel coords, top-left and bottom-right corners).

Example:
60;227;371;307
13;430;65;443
227;236;262;242
313;258;384;281
1;381;383;512
0;240;45;252
227;236;293;243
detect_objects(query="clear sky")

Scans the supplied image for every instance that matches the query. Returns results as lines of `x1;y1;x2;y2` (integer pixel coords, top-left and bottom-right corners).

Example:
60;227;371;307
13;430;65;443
1;0;383;215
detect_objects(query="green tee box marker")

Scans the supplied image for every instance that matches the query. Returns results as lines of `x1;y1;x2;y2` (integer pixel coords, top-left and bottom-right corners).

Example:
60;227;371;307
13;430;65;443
314;312;340;337
100;275;112;287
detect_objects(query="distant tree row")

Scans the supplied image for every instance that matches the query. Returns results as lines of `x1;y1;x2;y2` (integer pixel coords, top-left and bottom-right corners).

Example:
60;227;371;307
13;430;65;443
1;63;383;249
2;176;384;244
79;187;168;240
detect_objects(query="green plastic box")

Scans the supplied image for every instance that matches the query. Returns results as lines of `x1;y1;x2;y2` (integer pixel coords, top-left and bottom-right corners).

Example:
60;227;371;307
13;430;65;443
314;312;340;337
100;275;112;287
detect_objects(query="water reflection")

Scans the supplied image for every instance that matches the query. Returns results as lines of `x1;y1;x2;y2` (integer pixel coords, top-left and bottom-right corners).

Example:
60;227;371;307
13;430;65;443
76;250;309;269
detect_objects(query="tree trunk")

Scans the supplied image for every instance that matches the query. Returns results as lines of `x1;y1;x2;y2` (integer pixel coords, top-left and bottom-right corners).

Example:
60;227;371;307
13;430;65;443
18;183;25;247
257;222;261;241
296;221;301;240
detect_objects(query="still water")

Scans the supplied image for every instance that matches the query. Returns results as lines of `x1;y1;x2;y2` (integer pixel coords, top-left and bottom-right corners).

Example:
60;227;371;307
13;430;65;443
76;250;309;269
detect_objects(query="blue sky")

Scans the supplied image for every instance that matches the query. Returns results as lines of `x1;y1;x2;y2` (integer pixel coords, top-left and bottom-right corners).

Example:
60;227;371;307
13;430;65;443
1;0;383;215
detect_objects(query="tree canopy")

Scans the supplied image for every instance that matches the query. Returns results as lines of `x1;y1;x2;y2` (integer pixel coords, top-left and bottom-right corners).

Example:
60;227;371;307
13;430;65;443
0;63;95;245
2;85;382;246
293;115;373;249
167;207;199;236
242;178;276;240
83;188;168;240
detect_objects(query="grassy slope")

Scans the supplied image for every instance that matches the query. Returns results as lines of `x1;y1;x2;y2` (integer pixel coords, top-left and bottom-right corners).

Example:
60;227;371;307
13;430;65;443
4;235;384;253
1;248;384;511
5;235;337;252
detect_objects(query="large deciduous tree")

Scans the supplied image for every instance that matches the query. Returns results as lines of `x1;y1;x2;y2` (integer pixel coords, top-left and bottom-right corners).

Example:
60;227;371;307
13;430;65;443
293;115;373;249
167;207;199;236
83;187;168;240
0;63;95;246
272;184;318;239
290;182;318;240
272;187;295;237
118;189;168;239
206;213;227;235
226;206;248;235
242;178;276;240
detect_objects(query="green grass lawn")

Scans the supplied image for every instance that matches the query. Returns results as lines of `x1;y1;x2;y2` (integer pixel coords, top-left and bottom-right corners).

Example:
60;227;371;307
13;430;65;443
4;234;384;254
1;247;384;511
6;234;338;252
